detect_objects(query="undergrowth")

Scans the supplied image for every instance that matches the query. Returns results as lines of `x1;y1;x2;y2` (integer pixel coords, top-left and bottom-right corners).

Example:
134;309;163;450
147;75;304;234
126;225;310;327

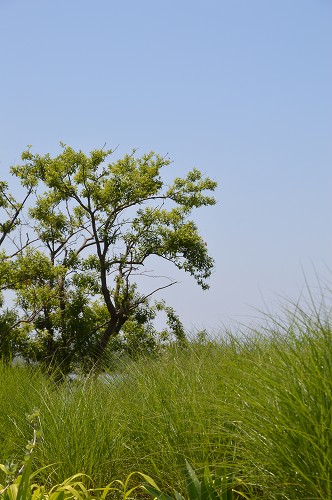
0;291;331;499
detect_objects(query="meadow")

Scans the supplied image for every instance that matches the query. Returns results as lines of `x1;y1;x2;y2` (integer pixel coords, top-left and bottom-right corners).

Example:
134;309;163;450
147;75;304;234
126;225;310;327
0;295;331;499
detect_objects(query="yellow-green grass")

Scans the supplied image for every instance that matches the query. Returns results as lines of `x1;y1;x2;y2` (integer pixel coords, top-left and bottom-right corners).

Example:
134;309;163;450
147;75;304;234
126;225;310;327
0;297;331;499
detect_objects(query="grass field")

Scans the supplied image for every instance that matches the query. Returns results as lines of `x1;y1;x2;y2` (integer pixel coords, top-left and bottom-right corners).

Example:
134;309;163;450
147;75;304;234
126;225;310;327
0;294;331;499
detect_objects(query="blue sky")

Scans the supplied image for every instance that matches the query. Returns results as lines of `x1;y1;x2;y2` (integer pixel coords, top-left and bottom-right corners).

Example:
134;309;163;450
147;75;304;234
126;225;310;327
0;0;331;331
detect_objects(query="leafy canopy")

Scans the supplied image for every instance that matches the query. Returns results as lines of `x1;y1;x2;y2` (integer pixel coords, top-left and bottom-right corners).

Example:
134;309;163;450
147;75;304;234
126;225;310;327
1;144;217;369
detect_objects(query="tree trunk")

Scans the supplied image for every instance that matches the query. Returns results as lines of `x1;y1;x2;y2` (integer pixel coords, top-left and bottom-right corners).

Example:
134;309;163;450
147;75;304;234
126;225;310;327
96;313;126;365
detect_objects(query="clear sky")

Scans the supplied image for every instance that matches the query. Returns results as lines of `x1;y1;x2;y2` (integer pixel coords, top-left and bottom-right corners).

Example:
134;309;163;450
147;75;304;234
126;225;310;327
0;0;331;332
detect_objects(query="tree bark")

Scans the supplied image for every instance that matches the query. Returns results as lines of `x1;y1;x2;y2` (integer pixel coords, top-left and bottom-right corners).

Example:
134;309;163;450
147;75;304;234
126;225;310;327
96;313;126;362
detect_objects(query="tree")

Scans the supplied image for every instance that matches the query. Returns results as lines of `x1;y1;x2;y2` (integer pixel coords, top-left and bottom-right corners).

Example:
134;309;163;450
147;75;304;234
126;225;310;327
0;178;33;248
0;175;35;362
0;174;35;295
8;144;217;366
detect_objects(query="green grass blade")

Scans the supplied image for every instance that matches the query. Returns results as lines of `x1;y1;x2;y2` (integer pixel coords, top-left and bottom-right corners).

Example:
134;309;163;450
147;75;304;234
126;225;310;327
16;457;32;500
184;461;201;500
173;490;186;500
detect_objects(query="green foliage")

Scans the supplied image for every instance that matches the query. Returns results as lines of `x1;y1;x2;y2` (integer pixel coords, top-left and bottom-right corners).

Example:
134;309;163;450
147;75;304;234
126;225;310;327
0;457;249;500
0;408;153;499
105;300;187;360
1;144;216;369
0;412;245;500
0;309;23;364
0;180;32;247
0;463;151;500
0;458;153;500
0;410;42;499
143;461;238;500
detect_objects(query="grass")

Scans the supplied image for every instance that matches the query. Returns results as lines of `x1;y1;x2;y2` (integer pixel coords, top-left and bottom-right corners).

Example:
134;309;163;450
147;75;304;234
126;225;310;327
0;292;331;499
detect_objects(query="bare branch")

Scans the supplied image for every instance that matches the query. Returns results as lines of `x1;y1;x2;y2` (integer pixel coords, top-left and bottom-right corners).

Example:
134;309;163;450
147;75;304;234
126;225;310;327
132;280;178;308
4;237;40;259
0;186;33;247
10;306;44;330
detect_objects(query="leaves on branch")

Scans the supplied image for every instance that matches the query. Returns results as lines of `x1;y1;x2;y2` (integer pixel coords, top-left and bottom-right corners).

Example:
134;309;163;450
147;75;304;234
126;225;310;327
0;144;217;370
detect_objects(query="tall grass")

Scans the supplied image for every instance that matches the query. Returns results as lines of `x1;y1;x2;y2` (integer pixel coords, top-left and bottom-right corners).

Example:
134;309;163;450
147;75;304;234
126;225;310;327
232;301;332;498
0;292;331;499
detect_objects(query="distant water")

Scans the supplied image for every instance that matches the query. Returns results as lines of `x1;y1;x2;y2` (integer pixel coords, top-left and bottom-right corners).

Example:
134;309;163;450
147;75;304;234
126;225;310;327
66;372;126;384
